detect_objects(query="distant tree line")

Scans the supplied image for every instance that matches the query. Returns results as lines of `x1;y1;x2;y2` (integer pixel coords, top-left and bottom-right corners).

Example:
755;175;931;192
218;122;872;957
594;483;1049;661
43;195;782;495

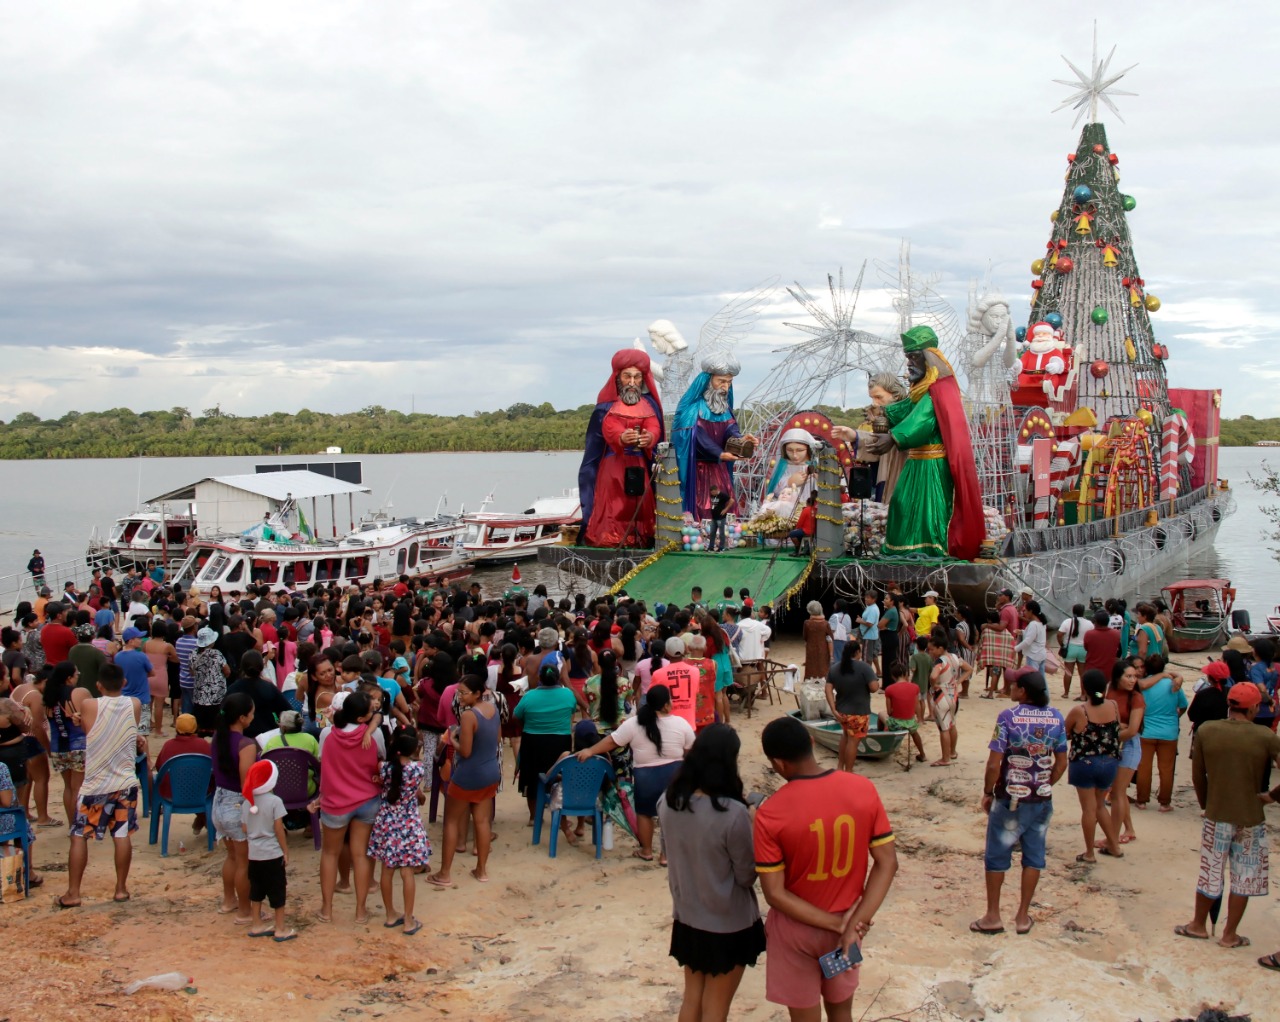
0;405;1271;459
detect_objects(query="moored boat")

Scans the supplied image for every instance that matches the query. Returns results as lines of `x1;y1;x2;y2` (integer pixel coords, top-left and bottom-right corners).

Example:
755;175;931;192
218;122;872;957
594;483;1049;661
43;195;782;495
461;489;580;563
1162;578;1235;653
787;710;908;761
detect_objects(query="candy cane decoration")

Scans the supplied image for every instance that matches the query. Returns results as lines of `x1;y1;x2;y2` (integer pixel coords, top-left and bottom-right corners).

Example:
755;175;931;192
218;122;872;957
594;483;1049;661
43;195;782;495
1159;415;1181;499
1173;409;1196;465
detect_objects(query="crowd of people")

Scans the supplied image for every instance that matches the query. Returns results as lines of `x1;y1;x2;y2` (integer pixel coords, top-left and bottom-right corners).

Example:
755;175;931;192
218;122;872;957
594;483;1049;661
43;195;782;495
3;559;1280;1009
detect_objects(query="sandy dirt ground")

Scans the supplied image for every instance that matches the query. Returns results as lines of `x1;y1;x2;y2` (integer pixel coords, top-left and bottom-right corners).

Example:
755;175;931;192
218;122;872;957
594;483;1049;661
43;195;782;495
5;637;1273;1022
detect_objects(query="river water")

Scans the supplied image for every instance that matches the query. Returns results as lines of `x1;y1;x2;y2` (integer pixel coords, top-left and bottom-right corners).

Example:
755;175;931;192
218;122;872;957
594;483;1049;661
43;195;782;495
0;447;1274;622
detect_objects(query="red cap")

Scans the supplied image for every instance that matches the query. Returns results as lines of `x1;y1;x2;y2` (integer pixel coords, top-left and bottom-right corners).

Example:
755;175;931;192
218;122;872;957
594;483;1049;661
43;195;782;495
1202;661;1230;682
1227;683;1263;710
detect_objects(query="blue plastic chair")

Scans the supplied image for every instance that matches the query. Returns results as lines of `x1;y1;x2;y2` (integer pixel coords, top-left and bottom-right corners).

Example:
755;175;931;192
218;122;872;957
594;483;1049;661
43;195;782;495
0;806;33;894
533;756;615;859
135;752;153;819
262;747;322;850
149;754;216;856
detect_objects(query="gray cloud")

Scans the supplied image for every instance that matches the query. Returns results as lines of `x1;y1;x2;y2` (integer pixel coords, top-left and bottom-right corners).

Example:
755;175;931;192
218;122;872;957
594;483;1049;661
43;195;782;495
0;2;1272;418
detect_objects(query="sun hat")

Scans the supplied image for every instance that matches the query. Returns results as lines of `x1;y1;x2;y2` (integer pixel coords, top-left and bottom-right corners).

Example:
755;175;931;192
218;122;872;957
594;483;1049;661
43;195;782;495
241;760;279;813
196;627;219;648
1223;635;1253;655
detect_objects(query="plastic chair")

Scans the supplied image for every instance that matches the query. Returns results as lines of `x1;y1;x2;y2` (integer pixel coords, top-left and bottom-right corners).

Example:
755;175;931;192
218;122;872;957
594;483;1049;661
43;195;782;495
135;752;153;818
0;806;33;894
262;747;322;850
532;756;615;859
148;754;215;856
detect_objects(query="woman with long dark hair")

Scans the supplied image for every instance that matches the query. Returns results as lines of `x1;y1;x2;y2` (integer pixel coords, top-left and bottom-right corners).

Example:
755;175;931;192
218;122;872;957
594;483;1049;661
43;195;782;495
568;627;597;705
494;642;525;766
1066;669;1123;862
1105;658;1145;845
416;651;455;779
1015;600;1049;674
658;724;764;1021
1058;603;1092;700
585;649;624;733
576;684;695;863
212;691;257;923
43;661;88;826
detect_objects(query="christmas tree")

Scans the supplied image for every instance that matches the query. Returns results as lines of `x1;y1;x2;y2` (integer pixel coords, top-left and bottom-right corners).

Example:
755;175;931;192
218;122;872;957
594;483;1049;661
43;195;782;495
1027;120;1170;431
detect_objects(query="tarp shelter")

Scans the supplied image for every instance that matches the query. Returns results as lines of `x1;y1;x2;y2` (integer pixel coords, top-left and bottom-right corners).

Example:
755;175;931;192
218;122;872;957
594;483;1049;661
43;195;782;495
147;471;371;538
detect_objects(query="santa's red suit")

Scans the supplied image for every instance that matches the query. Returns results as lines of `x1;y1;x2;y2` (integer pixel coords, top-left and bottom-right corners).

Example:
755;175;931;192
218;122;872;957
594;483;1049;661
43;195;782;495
1012;328;1070;407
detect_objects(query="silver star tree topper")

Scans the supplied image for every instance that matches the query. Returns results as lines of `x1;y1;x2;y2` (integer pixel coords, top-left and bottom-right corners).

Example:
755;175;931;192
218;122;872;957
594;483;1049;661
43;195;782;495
1053;22;1137;126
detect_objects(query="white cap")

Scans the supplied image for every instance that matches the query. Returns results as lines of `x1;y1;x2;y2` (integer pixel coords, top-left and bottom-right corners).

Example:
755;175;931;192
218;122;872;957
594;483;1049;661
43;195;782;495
924;590;939;598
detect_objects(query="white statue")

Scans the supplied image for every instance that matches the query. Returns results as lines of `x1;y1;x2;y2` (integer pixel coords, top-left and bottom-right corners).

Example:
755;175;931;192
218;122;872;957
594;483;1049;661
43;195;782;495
754;427;817;522
647;319;688;355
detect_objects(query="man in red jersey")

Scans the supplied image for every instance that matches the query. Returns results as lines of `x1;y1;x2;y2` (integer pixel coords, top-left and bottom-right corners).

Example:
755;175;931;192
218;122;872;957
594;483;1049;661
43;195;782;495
651;637;698;730
754;715;898;1020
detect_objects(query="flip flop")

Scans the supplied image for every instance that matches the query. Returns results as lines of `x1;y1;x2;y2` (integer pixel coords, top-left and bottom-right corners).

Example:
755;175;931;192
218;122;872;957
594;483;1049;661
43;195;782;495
969;921;1005;935
426;875;455;889
469;869;490;883
248;929;276;938
1258;953;1280;971
1220;936;1251;949
631;850;655;862
53;895;80;910
383;917;404;928
1016;920;1035;935
36;819;65;829
404;919;422;936
1173;924;1209;940
1098;847;1124;858
1075;854;1096;864
112;894;132;903
1120;835;1137;844
27;875;44;888
930;761;953;767
273;931;298;942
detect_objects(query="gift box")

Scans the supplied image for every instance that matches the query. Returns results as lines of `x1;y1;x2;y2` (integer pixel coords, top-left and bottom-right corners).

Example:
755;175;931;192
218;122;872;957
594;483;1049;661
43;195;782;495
1166;388;1220;490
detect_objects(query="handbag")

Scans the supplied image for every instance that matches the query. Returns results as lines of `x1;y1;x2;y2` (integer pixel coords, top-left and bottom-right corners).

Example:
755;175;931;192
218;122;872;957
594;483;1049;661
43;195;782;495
1;851;25;903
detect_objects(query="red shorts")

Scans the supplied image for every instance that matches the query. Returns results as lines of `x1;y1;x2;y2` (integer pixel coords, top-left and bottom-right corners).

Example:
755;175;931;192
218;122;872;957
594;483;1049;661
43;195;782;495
764;909;860;1009
447;781;499;804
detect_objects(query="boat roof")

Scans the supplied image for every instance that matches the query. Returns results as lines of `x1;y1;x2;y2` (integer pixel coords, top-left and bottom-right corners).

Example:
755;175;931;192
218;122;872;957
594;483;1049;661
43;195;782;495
148;470;371;503
1162;579;1231;592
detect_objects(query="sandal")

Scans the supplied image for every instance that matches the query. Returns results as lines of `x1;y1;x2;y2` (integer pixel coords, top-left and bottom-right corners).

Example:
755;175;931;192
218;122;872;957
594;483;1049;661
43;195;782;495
631;849;655;862
1258;953;1280;971
969;920;1005;935
1220;936;1251;949
1075;853;1096;864
1173;924;1209;940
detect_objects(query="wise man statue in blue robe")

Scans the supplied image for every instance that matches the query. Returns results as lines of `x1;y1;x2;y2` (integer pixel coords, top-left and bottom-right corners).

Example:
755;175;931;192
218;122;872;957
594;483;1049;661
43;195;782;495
672;354;757;520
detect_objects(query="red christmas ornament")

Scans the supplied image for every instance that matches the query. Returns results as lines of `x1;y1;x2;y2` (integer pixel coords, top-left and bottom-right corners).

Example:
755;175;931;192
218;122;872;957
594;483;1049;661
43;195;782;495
1108;153;1119;165
1056;257;1074;274
1057;239;1068;249
1093;144;1105;153
1090;359;1110;379
1047;241;1056;250
1031;280;1044;290
1121;277;1132;287
1153;344;1169;360
1067;153;1076;162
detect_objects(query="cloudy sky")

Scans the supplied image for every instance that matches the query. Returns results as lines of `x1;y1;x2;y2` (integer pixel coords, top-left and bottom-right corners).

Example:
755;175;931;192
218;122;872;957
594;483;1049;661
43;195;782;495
0;1;1275;421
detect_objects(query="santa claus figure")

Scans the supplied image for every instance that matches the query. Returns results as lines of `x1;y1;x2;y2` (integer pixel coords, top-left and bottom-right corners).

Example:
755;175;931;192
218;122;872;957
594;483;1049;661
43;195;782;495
1011;321;1072;407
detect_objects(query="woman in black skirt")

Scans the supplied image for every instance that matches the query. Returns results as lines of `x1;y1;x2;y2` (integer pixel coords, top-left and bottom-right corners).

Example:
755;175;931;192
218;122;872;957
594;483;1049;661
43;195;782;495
512;663;587;824
657;724;765;1020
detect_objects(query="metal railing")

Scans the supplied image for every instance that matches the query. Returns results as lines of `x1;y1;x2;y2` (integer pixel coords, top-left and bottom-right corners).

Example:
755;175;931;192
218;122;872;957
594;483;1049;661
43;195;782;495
0;555;97;618
999;485;1218;558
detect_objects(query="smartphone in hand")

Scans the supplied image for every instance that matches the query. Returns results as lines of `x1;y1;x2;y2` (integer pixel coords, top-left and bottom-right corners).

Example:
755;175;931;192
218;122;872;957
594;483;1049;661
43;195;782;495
818;943;862;980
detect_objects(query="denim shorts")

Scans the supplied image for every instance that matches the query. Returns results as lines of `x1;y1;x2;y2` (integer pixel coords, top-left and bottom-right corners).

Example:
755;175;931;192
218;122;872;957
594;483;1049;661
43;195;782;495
212;787;247;842
320;794;382;830
984;798;1053;872
1119;735;1141;771
1068;756;1119;791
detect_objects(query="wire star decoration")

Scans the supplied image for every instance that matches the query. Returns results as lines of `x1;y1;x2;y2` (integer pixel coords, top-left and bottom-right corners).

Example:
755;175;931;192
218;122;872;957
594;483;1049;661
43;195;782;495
1053;22;1137;126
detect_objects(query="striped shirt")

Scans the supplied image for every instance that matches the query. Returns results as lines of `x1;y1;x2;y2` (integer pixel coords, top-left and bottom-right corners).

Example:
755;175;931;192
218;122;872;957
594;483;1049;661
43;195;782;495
81;695;139;797
175;634;199;688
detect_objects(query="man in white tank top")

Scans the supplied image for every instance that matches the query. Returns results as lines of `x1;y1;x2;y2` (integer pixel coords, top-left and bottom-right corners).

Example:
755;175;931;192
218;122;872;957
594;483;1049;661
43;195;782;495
56;662;143;909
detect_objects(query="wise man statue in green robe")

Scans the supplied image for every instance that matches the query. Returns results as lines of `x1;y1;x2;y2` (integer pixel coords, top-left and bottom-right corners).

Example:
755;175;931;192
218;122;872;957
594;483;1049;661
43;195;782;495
859;326;984;561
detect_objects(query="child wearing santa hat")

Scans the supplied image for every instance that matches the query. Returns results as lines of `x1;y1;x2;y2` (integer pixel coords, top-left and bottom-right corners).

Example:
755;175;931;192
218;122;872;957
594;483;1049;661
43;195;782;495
239;760;296;941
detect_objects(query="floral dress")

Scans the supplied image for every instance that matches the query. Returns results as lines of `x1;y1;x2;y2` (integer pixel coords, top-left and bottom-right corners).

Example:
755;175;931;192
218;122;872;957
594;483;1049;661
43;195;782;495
366;760;431;869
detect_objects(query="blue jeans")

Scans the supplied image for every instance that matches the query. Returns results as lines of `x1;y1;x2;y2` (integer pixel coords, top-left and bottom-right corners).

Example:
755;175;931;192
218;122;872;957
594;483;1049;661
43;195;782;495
832;640;846;664
709;518;727;551
180;688;194;716
984;798;1053;872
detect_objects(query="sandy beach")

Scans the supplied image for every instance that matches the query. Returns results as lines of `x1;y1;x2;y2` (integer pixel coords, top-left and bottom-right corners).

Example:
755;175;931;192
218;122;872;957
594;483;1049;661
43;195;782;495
6;637;1270;1022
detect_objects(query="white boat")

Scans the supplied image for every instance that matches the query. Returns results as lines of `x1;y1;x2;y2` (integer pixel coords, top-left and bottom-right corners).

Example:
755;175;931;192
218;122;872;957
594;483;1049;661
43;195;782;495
87;508;199;573
461;489;580;563
172;502;472;592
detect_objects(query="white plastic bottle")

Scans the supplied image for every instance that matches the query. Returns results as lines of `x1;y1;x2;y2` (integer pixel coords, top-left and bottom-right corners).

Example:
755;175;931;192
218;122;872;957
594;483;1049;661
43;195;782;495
602;821;615;851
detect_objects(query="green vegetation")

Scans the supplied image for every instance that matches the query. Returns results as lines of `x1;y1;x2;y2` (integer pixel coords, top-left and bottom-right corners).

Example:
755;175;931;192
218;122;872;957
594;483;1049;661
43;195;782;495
1253;461;1280;563
1220;416;1280;447
0;405;1270;459
0;404;597;458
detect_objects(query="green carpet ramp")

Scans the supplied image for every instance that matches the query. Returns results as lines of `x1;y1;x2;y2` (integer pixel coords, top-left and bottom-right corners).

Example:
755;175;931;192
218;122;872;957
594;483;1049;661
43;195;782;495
612;547;813;610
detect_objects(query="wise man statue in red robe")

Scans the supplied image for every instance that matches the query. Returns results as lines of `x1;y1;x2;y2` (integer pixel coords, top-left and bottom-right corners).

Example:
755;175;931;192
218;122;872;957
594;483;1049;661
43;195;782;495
577;350;664;548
